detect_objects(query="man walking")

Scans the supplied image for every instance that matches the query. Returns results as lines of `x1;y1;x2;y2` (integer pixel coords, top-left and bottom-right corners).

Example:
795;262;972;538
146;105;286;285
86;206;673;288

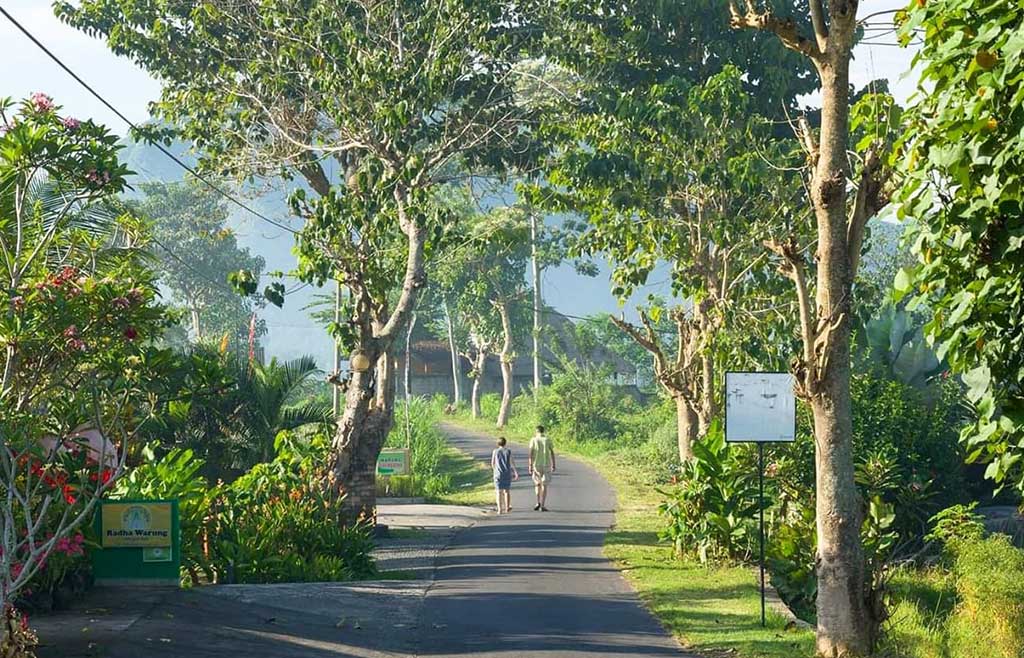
528;425;556;511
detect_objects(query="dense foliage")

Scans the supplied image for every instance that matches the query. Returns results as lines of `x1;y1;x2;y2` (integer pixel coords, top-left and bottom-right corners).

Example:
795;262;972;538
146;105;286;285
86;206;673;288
896;0;1024;495
115;435;375;585
0;95;170;618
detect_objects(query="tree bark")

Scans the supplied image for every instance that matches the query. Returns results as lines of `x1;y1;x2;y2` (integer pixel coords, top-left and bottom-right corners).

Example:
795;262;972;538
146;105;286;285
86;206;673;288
443;298;462;405
811;47;872;658
674;395;698;462
330;195;426;522
530;212;543;396
496;300;513;429
471;348;486;419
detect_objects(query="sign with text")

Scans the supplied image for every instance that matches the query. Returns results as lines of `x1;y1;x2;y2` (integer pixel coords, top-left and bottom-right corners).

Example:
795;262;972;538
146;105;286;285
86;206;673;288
376;448;410;476
725;372;796;443
101;502;173;548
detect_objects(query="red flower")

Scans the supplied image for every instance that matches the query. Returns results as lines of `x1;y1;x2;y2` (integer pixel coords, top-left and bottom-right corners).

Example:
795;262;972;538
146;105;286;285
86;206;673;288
89;468;113;485
62;485;76;505
10;296;24;312
123;326;138;341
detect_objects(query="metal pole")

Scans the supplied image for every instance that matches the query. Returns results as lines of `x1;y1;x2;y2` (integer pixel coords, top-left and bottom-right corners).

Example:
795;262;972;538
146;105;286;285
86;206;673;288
758;442;766;627
530;211;543;397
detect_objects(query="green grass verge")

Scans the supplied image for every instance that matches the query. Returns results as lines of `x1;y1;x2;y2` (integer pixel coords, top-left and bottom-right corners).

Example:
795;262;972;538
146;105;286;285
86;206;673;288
427;443;494;507
443;415;816;658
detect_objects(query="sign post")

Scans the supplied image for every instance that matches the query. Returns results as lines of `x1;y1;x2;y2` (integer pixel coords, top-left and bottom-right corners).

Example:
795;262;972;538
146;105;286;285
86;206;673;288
92;499;180;586
376;447;411;476
725;371;796;627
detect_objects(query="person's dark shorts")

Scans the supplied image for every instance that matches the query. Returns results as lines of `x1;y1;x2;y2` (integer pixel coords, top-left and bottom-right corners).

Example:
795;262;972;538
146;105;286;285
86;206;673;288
494;474;512;490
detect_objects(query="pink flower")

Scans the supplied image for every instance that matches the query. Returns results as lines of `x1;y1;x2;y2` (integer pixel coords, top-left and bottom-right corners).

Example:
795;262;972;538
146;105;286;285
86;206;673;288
30;92;54;113
10;296;24;312
61;116;80;131
123;326;138;341
63;325;78;338
111;296;130;310
84;170;111;187
67;338;86;351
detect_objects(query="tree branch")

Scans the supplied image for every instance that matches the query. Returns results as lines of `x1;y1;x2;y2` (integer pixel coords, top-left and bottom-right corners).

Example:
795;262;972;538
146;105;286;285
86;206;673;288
728;1;823;61
847;145;888;279
765;237;816;393
809;0;829;51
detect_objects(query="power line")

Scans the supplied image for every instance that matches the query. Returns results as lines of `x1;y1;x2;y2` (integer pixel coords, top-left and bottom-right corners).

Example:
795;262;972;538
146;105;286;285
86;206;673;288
0;5;299;237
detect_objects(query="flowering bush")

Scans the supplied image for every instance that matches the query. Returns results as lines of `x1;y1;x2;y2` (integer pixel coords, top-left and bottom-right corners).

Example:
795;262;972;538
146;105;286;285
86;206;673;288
0;95;170;638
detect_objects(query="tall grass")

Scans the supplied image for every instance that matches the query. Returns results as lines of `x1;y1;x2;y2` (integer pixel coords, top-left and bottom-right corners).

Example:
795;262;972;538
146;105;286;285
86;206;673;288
380;396;453;497
883;534;1024;658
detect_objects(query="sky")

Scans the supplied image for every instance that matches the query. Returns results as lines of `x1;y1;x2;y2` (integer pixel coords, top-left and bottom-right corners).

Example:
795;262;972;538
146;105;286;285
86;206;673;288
0;0;920;363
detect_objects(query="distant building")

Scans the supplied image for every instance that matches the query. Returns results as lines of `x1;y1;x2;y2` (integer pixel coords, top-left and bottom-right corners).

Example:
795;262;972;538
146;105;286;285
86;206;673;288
396;311;638;400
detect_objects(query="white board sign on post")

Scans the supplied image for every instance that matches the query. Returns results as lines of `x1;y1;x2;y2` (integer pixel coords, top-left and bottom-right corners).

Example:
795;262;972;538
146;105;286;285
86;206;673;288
724;372;796;443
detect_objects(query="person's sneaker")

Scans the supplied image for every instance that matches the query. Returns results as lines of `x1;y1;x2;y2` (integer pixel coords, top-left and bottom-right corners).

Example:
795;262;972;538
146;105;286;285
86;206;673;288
541;507;549;512
533;504;541;511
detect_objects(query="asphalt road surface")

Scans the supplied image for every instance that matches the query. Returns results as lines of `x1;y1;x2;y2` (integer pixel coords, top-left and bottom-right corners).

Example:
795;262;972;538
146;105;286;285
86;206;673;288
420;423;687;657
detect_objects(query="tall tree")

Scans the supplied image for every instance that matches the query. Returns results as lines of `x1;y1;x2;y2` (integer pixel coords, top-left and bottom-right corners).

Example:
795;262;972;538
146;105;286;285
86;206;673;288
729;1;895;653
894;0;1024;496
60;0;536;518
536;66;802;461
136;179;265;345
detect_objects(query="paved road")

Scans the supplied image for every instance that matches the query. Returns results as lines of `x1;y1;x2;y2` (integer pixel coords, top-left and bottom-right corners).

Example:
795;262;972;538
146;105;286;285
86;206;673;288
419;423;686;657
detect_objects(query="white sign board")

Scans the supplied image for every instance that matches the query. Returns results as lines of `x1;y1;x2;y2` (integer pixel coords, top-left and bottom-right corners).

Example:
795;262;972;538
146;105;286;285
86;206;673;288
725;372;796;443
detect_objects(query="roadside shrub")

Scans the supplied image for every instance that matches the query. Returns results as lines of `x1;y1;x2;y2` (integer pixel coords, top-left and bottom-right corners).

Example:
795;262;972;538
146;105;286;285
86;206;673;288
212;434;376;584
767;505;817;622
658;425;758;563
926;503;986;552
947;534;1024;658
112;446;221;582
537;359;630;443
108;433;376;586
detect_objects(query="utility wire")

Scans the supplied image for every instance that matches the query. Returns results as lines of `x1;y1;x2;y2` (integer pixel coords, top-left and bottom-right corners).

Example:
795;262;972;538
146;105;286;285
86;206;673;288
0;5;299;237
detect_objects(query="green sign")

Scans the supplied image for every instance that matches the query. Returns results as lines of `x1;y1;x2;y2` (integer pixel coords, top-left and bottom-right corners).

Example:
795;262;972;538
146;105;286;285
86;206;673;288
93;499;180;586
377;448;410;476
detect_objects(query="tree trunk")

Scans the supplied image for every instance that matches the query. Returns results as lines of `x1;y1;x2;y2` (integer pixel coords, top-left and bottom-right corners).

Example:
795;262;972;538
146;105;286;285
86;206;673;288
190;306;202;342
496;301;513;429
471;349;486;419
530;212;543;396
811;55;872;656
330;200;426;522
443;299;462;405
698;353;714;435
674;395;698;462
331;348;394;521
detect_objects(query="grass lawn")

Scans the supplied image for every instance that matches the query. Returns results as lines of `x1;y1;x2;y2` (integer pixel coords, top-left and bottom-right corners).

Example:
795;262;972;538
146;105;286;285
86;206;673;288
443;415;816;658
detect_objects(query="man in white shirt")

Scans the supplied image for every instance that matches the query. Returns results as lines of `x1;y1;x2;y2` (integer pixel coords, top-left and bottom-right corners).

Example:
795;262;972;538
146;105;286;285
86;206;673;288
528;425;556;511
